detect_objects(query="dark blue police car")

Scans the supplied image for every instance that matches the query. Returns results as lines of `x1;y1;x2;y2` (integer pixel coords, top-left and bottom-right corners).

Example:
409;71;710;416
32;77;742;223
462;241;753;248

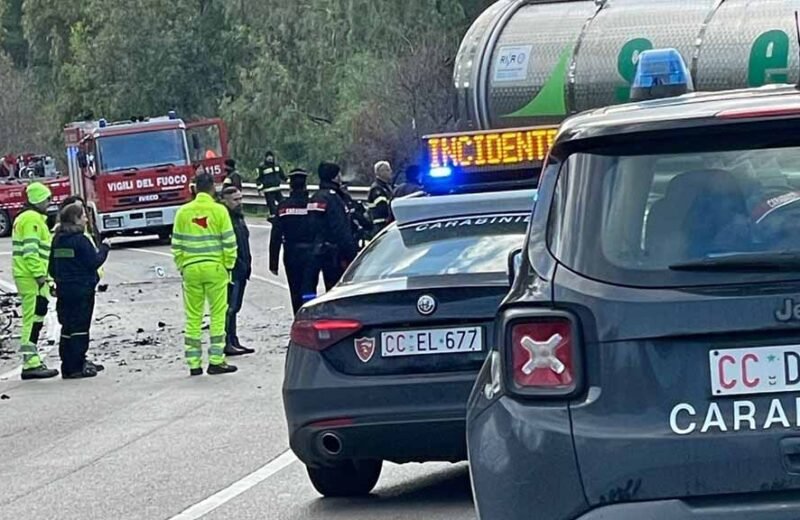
468;49;800;519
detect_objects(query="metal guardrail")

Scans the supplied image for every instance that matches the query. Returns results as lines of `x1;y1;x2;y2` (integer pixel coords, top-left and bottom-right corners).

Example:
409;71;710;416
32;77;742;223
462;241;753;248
241;182;369;209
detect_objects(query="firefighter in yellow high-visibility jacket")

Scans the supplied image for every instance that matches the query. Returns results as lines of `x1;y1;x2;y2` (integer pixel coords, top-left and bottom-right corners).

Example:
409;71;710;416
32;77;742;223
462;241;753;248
172;173;239;376
13;182;59;380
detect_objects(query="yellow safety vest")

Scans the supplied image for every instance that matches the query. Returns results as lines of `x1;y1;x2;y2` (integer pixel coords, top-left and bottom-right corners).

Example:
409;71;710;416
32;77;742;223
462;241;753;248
12;208;51;279
171;192;237;272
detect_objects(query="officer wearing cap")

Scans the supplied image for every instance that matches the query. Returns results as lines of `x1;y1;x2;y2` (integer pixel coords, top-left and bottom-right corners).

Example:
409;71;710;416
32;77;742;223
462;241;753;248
12;182;58;379
222;159;243;190
305;162;358;298
269;168;318;313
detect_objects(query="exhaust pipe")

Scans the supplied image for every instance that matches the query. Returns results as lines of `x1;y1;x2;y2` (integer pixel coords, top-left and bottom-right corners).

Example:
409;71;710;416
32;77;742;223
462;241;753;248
320;432;343;456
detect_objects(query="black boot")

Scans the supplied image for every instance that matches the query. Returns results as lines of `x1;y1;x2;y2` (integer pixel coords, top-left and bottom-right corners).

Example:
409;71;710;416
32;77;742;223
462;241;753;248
63;364;98;379
189;367;203;377
224;344;247;357
207;363;238;375
21;364;59;380
86;361;105;372
234;341;255;355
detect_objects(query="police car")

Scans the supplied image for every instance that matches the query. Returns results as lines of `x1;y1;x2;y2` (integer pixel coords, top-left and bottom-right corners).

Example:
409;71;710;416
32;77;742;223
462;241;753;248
281;133;550;497
468;49;800;519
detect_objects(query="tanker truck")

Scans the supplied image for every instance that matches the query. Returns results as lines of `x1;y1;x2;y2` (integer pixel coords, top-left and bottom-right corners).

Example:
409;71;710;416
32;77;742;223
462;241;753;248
455;0;800;130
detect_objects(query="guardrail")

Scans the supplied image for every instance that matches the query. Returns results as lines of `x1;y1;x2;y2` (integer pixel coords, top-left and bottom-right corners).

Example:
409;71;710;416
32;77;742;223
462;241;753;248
241;182;369;209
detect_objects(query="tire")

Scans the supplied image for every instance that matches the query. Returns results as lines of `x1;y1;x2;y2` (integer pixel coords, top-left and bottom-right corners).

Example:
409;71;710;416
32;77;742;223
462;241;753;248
157;229;172;244
0;210;11;237
306;460;382;498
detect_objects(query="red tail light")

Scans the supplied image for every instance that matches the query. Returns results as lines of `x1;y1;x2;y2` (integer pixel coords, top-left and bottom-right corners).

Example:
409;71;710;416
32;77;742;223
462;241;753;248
291;319;363;351
508;318;578;395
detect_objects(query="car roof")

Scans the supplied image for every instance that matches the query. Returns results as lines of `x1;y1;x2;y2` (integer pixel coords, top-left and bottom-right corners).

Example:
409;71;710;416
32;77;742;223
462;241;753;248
553;84;800;155
391;189;537;226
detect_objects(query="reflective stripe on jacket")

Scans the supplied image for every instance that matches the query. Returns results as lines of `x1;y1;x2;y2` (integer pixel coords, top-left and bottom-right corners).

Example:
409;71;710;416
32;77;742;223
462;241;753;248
12;208;51;279
171;192;237;272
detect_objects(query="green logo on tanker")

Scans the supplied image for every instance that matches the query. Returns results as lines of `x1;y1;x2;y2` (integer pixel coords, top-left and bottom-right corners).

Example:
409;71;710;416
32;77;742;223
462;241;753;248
506;30;793;118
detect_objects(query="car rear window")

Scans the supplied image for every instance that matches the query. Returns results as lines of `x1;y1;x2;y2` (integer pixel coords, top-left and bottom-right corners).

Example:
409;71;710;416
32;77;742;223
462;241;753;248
343;213;529;283
548;123;800;287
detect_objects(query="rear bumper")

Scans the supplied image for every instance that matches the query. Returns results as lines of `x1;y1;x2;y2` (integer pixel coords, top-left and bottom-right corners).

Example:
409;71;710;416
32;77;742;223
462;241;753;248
97;205;179;234
283;344;476;467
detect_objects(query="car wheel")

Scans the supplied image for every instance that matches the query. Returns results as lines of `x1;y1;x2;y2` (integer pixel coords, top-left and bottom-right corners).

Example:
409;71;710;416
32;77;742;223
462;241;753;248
306;459;382;497
0;210;11;237
157;230;171;244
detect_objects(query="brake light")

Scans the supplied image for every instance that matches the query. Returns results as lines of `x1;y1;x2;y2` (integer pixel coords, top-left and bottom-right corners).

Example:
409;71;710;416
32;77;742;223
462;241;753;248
291;319;363;351
510;319;577;394
716;105;800;120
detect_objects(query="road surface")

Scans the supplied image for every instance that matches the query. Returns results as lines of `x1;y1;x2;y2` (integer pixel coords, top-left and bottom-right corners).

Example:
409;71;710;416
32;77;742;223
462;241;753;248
0;220;475;520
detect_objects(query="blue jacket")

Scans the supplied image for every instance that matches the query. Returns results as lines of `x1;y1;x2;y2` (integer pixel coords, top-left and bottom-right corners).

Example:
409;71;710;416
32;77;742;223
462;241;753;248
49;225;110;289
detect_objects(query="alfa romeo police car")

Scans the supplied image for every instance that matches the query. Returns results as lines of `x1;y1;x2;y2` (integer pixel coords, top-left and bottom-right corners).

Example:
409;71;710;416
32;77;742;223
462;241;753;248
282;128;553;497
468;49;800;519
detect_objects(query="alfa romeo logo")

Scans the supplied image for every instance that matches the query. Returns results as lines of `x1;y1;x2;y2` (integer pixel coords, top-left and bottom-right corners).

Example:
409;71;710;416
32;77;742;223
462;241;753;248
417;295;437;316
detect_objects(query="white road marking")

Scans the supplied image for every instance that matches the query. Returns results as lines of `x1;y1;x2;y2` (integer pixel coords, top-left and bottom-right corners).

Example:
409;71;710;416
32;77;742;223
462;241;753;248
167;450;298;520
130;247;172;259
247;223;272;230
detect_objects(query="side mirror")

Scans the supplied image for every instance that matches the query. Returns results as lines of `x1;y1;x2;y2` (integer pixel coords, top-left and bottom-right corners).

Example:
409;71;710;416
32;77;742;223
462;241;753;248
507;248;523;287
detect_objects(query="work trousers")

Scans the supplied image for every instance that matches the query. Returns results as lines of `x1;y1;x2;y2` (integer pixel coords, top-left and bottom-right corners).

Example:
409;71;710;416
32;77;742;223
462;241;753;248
226;277;247;347
182;262;228;369
284;245;314;314
15;277;49;369
56;285;95;375
302;253;346;307
264;190;283;220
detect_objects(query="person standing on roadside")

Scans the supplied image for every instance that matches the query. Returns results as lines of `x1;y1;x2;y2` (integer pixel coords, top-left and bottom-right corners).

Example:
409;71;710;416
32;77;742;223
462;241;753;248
12;182;58;380
257;151;287;221
367;160;394;234
222;159;243;190
172;173;238;376
393;164;424;198
219;186;255;356
49;203;110;379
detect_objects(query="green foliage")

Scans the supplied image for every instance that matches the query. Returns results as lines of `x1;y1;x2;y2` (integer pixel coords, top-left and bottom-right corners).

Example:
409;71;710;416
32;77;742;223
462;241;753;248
6;0;489;181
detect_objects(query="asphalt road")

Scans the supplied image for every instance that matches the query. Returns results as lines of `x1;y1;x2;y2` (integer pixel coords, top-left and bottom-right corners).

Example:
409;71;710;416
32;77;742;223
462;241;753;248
0;220;475;520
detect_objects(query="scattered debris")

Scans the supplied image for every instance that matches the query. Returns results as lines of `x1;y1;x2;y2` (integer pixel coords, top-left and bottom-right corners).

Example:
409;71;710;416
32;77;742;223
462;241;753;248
136;328;145;334
118;360;128;366
97;284;109;293
138;289;143;294
154;266;167;278
1;394;10;400
158;321;167;329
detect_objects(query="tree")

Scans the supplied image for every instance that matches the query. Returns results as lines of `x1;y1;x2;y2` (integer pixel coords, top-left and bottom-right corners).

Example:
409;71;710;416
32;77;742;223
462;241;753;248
0;52;50;152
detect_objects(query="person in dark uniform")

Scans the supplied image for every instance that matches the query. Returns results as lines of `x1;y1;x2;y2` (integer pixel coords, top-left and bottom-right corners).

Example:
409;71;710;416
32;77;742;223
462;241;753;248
220;186;254;355
49;203;111;379
393;164;424;198
222;159;243;190
257;151;287;221
269;169;319;314
305;162;358;298
367;160;394;234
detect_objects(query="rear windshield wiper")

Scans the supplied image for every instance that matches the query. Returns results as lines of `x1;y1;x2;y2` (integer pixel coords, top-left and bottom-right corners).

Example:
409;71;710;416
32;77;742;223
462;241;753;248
670;251;800;271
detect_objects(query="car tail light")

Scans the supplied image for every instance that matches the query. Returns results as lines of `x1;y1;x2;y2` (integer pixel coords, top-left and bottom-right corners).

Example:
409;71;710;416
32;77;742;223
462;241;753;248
508;318;579;396
291;319;363;351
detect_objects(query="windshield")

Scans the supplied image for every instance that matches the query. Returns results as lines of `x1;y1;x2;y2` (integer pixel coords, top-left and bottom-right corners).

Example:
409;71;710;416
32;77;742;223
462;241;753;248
549;127;800;287
97;129;188;173
343;213;529;283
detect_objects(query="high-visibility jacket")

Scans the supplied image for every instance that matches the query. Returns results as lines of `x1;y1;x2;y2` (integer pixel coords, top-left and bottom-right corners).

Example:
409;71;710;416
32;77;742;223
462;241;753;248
257;163;287;192
12;208;51;279
171;192;237;272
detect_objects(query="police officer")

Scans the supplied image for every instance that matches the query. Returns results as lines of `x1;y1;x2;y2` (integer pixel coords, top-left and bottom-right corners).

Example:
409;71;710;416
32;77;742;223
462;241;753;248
269;169;319;314
393;164;423;198
257;151;287;221
306;162;358;295
222;159;243;190
367;160;394;234
13;182;58;380
172;172;238;376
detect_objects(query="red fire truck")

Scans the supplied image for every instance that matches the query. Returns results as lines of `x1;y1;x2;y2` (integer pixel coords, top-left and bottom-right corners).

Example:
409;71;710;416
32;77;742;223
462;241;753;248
0;155;71;237
64;112;228;240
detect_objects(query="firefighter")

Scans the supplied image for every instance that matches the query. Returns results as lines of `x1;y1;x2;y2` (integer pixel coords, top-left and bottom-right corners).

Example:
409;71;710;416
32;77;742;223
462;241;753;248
305;162;358;297
13;182;58;380
219;186;254;356
340;181;373;247
257;151;287;221
222;159;243;190
171;172;238;376
269;168;319;314
49;203;110;379
393;164;423;198
367;160;394;234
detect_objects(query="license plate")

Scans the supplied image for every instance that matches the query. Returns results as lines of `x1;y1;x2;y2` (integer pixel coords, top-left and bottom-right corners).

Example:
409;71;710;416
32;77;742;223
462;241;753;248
709;345;800;397
381;327;482;358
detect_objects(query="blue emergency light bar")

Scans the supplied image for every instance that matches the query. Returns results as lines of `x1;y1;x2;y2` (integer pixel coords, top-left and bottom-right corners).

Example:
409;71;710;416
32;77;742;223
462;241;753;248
630;48;694;102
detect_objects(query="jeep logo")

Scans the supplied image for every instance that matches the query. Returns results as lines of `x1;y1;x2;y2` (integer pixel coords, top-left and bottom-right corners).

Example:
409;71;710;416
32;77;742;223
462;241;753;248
775;298;800;322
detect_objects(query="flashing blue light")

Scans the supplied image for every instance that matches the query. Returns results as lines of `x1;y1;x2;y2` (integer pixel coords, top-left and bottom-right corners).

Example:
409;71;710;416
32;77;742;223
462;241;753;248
168;110;178;120
98;118;108;128
630;48;694;102
429;166;453;179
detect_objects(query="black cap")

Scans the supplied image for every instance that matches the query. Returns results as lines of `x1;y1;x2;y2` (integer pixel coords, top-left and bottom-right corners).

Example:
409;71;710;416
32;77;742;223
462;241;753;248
225;159;236;170
318;162;341;182
288;168;309;179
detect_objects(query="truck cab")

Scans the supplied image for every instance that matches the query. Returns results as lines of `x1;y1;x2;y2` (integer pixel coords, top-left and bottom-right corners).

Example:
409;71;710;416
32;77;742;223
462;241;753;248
64;113;227;239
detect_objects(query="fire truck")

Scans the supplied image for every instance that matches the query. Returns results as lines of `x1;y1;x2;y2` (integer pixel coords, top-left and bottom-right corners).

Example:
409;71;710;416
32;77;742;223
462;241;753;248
0;155;71;237
64;112;228;240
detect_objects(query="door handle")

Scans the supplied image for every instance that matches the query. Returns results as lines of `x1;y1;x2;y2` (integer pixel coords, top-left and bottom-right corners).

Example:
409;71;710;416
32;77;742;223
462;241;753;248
780;438;800;474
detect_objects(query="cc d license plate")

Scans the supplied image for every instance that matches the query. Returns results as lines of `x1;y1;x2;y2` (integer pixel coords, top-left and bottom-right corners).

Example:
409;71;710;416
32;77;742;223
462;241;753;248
709;345;800;397
381;327;482;358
